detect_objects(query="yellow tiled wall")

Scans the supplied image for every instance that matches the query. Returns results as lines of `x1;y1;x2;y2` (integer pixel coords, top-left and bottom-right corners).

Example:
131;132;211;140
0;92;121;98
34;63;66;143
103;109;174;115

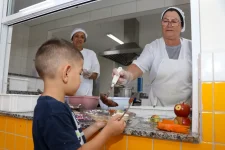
0;116;33;150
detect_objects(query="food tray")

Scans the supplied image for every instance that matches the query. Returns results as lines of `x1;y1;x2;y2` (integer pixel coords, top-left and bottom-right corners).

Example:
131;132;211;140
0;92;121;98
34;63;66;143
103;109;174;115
83;109;136;122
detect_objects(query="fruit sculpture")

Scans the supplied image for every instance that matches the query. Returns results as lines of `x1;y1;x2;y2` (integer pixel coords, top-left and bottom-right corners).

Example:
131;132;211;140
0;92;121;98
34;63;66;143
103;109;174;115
174;102;191;126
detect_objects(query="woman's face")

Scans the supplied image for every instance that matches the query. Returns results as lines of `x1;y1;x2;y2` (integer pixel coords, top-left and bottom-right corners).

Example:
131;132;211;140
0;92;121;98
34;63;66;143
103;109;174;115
72;32;85;48
161;11;182;40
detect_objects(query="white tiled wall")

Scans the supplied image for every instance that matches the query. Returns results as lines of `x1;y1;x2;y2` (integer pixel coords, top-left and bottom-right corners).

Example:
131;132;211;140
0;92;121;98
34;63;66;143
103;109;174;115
214;52;225;81
199;0;225;82
201;52;213;82
200;0;225;52
9;24;30;75
201;52;225;82
8;75;44;92
137;0;164;12
0;94;39;112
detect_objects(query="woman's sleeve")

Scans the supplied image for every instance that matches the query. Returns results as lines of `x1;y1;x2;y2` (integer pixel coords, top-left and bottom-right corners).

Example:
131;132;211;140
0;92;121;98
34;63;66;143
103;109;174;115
132;44;155;73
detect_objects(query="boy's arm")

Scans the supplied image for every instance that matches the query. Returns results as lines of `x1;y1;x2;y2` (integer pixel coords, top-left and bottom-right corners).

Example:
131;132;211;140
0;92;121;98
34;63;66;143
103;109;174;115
78;115;126;150
78;127;112;150
83;122;105;140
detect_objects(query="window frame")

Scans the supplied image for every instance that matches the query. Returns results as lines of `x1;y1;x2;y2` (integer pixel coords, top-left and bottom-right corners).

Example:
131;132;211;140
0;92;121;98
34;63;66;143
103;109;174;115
0;0;201;135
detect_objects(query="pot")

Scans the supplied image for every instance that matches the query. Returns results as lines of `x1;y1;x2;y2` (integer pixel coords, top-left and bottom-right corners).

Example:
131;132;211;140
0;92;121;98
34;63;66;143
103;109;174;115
118;87;133;97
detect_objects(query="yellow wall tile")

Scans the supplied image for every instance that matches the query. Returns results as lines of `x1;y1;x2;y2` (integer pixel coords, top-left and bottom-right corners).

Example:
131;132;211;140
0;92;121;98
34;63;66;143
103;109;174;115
15;135;26;150
86;131;104;150
202;112;213;142
202;82;213;111
215;144;225;150
105;135;126;150
127;136;152;150
6;117;16;133
0;116;6;131
27;120;33;138
154;139;180;150
0;132;5;148
182;142;212;150
26;138;34;150
5;133;15;150
16;119;27;136
214;113;225;143
214;82;225;111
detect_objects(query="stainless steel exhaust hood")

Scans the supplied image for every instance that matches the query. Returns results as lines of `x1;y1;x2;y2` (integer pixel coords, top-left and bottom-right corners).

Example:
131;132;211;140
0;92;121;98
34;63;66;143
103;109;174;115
100;18;142;66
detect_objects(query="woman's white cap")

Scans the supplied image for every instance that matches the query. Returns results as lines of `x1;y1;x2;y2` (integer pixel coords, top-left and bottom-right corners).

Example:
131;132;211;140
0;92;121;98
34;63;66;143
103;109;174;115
70;28;88;40
161;7;185;32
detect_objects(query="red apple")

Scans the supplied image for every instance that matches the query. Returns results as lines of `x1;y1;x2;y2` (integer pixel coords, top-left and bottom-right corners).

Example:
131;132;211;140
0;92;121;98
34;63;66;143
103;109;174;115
174;102;191;117
174;117;191;126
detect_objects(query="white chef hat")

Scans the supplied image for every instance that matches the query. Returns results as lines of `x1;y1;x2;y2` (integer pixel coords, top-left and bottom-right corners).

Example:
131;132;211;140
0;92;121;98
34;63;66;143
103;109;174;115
70;28;88;41
161;7;185;32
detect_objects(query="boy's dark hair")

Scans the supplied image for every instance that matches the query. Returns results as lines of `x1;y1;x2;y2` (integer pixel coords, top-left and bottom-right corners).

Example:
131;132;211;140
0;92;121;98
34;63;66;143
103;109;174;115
35;38;83;79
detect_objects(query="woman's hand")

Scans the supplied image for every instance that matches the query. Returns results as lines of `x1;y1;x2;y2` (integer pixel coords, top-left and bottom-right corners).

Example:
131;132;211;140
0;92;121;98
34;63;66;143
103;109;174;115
112;68;133;85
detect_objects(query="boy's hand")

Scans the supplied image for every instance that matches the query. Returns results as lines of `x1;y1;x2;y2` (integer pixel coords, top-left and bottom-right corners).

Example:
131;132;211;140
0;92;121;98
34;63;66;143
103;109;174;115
104;114;126;136
93;121;107;129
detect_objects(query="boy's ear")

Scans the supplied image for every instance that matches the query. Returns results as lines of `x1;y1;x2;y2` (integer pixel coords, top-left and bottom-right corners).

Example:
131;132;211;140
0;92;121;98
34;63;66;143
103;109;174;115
62;64;71;83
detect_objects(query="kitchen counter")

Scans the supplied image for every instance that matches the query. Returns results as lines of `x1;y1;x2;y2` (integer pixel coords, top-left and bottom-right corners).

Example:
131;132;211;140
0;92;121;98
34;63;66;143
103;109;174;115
0;111;199;143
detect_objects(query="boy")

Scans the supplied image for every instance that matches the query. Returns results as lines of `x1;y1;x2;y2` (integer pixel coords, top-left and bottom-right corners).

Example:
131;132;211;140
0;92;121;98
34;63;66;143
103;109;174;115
33;38;126;150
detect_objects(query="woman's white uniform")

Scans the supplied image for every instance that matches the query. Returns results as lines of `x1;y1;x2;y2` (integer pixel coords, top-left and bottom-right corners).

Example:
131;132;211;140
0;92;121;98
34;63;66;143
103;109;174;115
133;37;192;106
75;48;100;96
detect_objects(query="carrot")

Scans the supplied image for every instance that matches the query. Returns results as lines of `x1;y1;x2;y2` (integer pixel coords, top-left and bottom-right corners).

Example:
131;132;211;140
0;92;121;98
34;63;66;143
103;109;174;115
157;122;190;134
161;119;175;124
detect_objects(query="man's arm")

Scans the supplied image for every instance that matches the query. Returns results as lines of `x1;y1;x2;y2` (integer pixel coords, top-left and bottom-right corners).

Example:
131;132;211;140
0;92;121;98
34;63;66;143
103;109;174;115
88;72;98;80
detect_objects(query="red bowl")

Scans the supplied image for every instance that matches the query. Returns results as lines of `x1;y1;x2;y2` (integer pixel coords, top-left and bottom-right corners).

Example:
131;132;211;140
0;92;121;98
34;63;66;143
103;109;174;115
67;96;99;110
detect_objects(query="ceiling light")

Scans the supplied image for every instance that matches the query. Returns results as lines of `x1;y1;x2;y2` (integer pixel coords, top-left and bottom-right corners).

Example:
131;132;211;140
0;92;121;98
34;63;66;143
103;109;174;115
107;34;124;45
19;0;99;14
19;0;54;13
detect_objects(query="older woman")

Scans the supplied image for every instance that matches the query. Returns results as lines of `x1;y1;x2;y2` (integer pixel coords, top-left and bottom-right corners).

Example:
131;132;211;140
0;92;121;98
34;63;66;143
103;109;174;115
113;7;192;107
71;28;100;96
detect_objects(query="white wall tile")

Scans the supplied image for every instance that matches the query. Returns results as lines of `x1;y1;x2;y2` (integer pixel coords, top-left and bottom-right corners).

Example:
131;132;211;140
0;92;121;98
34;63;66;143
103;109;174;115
90;7;112;21
137;0;164;12
200;0;225;52
8;77;29;91
55;12;90;28
13;67;21;74
28;78;37;91
21;47;29;57
28;36;47;47
15;48;23;57
165;0;190;7
111;1;136;17
20;68;27;75
36;79;44;91
214;52;225;81
201;52;213;82
9;24;30;75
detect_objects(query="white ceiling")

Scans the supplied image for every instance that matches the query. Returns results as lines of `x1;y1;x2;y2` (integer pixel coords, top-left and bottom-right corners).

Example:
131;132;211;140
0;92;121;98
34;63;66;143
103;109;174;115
19;2;191;55
50;5;191;54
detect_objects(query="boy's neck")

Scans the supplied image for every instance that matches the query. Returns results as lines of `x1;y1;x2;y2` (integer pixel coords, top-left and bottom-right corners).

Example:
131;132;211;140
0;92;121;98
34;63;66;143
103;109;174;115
42;81;65;103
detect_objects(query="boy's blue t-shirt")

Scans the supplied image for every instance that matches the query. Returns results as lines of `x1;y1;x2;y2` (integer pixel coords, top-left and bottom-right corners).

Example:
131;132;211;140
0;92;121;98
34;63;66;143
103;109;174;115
33;96;86;150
